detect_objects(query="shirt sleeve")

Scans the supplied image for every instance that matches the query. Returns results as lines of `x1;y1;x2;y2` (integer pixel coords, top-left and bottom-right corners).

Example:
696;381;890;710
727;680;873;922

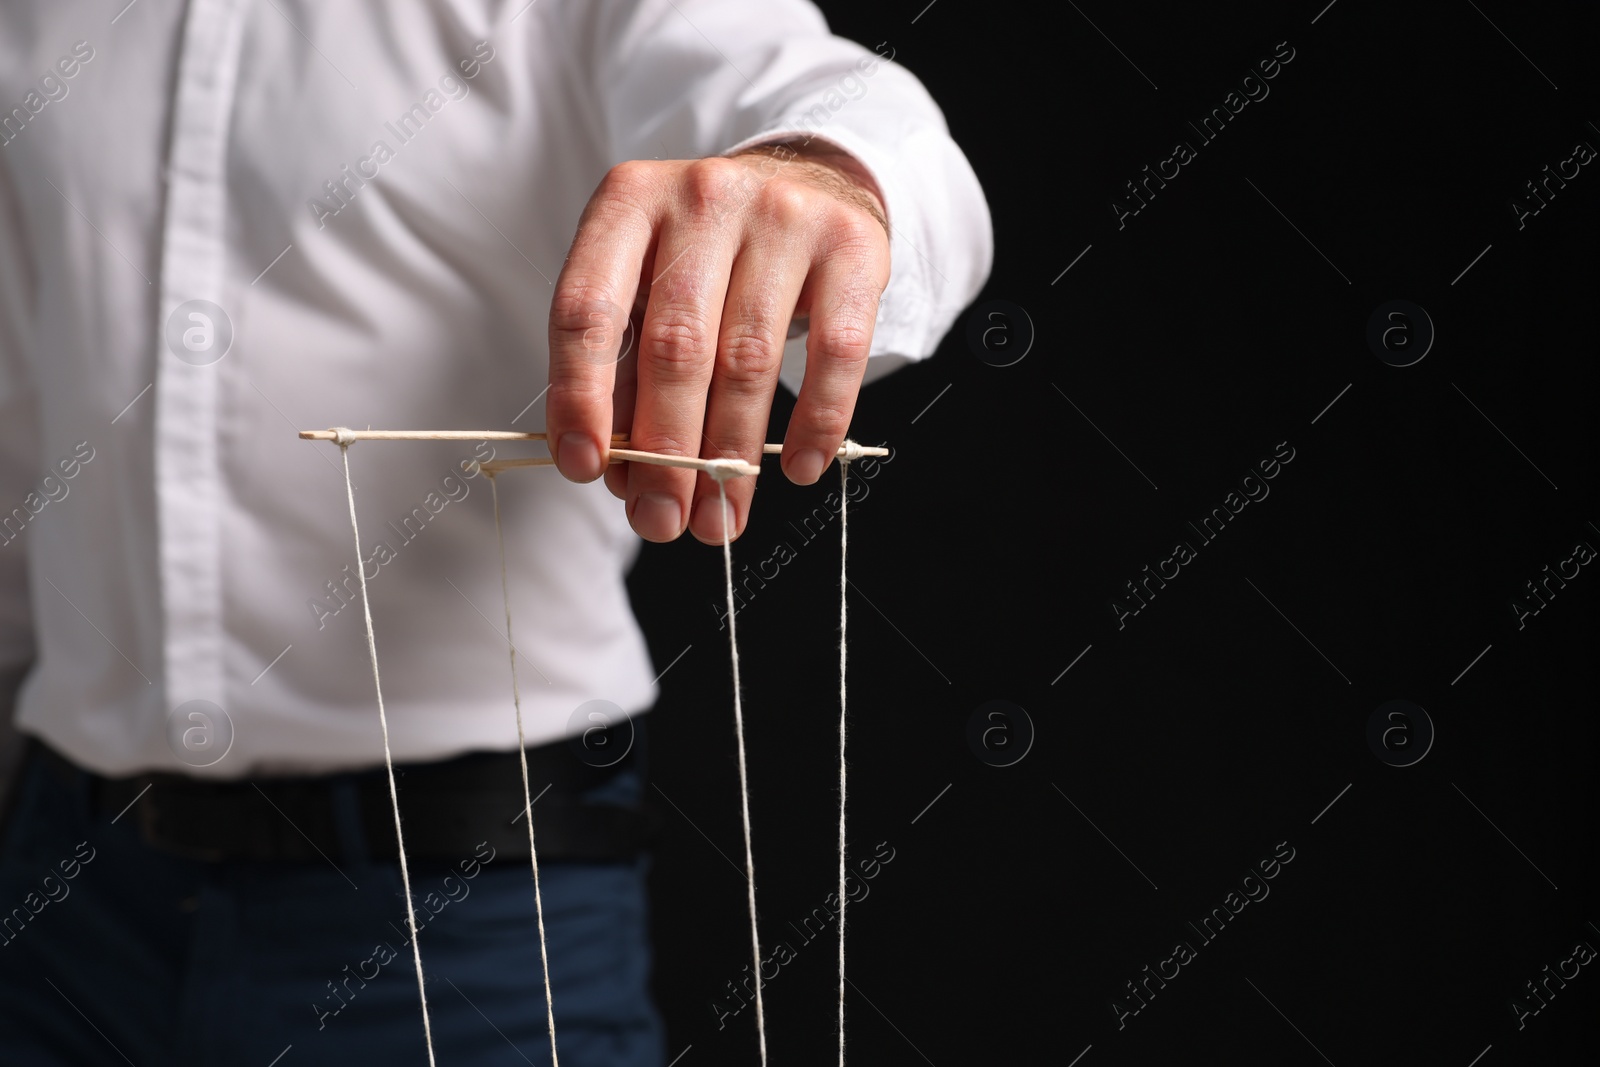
0;156;39;718
571;0;993;389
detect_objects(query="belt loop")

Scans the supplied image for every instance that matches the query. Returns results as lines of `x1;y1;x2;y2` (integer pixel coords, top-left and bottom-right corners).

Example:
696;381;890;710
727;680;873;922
329;777;372;868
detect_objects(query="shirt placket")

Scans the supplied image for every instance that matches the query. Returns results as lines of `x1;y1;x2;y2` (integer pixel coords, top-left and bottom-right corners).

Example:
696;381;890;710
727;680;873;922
154;0;251;718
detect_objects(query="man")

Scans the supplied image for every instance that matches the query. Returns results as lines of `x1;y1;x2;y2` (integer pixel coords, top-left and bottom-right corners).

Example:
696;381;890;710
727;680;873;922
0;2;990;1064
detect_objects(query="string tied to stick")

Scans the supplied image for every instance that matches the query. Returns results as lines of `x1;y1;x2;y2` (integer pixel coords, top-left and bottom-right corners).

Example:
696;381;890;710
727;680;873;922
836;449;852;1067
704;457;749;484
332;426;358;447
486;472;563;1067
335;439;439;1067
713;472;769;1067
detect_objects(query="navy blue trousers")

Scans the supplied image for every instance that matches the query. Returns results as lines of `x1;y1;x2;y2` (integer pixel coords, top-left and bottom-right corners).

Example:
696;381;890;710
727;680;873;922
0;750;664;1066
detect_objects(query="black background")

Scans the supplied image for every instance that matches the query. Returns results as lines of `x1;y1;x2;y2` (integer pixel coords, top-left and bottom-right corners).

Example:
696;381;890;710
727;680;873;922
632;2;1598;1064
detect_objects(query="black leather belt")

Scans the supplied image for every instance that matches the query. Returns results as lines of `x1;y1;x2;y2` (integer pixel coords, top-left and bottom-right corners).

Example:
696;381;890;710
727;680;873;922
33;736;657;864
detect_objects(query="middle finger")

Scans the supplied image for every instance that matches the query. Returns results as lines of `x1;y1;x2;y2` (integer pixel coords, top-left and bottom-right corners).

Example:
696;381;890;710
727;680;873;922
625;207;740;541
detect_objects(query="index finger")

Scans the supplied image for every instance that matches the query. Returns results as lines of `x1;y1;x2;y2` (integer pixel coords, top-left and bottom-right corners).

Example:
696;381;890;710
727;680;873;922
547;163;662;482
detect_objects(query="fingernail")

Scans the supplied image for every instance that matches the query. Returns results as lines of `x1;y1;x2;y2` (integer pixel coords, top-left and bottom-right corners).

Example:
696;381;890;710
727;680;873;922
786;448;827;485
691;496;737;543
556;432;600;481
630;492;683;542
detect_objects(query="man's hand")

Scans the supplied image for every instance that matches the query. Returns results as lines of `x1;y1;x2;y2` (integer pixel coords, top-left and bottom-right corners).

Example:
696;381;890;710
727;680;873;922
546;142;890;544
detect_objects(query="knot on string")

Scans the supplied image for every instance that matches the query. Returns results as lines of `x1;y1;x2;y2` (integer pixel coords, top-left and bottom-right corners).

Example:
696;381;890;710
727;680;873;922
839;439;868;462
704;457;747;484
331;426;358;447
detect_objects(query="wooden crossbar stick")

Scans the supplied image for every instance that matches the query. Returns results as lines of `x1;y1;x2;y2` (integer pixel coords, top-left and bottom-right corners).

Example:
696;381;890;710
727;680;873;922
477;457;560;471
477;443;885;477
479;451;757;478
298;429;631;442
299;429;888;460
302;429;886;479
762;443;889;458
611;449;761;477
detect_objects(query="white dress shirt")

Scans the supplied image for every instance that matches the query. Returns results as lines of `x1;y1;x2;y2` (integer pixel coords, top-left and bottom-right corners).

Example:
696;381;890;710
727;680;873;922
0;0;990;777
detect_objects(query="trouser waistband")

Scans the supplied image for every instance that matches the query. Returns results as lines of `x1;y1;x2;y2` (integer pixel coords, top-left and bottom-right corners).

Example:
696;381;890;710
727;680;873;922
27;732;657;864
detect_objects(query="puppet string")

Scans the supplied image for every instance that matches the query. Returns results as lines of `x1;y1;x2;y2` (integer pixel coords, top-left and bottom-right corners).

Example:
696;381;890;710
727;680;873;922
838;454;851;1067
712;469;768;1067
489;474;562;1067
338;438;438;1067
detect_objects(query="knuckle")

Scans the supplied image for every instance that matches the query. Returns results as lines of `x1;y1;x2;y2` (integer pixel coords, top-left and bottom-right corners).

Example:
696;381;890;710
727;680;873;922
827;209;887;258
641;307;715;372
811;316;875;363
801;403;853;441
681;157;744;216
545;378;608;418
630;430;699;458
717;322;783;384
755;180;814;229
550;283;623;337
598;159;658;202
